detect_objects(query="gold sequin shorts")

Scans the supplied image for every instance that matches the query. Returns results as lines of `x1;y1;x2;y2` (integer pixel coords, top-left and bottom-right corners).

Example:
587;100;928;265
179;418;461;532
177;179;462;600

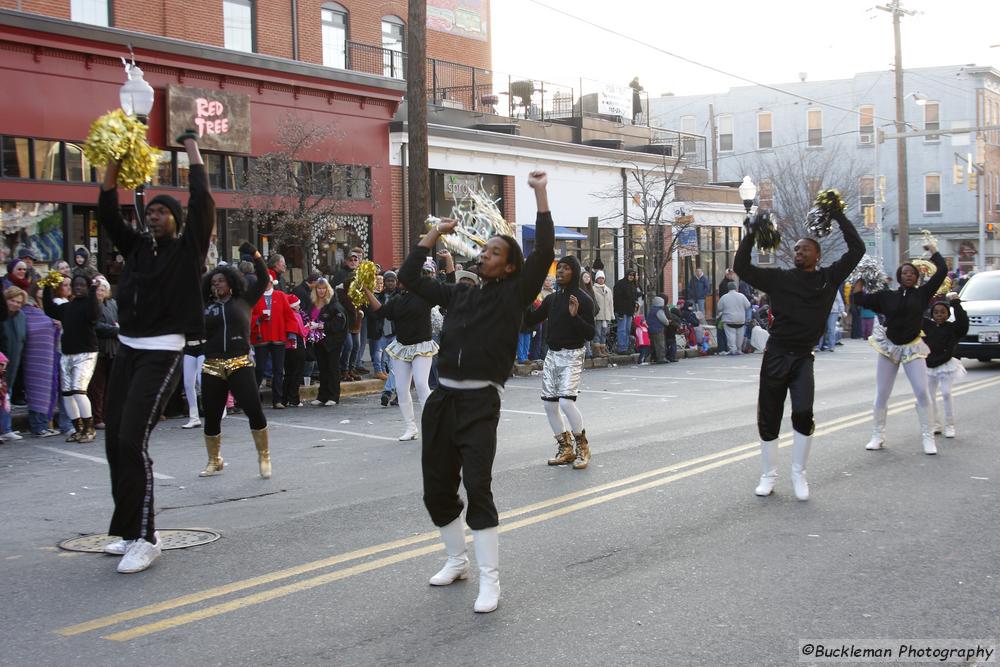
202;355;255;379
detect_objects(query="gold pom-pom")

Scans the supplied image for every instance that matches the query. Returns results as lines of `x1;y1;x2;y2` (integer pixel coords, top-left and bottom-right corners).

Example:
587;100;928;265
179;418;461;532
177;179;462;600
348;260;377;307
83;109;160;189
39;270;65;290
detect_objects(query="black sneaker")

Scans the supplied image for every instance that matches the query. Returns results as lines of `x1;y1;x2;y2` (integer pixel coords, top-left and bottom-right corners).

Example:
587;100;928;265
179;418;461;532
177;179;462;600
380;391;391;407
389;392;399;407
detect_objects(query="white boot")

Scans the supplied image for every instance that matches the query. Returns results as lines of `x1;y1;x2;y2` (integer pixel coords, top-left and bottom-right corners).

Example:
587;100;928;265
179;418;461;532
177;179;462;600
865;407;887;450
398;421;419;441
471;527;500;613
754;439;778;497
429;517;469;586
916;402;936;455
943;419;956;439
791;431;812;501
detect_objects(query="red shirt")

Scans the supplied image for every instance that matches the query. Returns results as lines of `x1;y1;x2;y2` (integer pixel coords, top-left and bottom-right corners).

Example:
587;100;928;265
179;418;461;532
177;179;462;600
251;289;299;345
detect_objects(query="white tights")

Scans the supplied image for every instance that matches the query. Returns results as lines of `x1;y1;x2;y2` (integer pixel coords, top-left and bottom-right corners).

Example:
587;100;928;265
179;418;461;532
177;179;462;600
873;353;930;433
927;372;955;425
63;394;92;420
184;354;204;419
544;398;585;435
390;355;433;426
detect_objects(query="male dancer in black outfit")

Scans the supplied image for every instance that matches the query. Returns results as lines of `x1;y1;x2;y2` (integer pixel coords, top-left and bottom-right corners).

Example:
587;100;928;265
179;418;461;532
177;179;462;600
524;255;596;469
98;132;213;572
733;210;864;500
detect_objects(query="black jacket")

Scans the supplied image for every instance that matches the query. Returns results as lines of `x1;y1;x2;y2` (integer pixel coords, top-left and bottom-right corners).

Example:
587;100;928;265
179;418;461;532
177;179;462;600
734;213;865;352
853;253;948;345
922;300;969;368
97;164;214;339
203;256;268;359
399;211;555;387
96;298;120;358
613;278;638;316
43;286;100;354
524;256;596;351
380;290;433;345
317;300;349;351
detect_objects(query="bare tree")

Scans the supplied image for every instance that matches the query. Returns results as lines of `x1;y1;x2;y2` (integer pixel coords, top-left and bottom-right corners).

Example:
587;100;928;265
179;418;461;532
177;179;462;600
233;115;371;272
736;142;873;266
595;154;695;299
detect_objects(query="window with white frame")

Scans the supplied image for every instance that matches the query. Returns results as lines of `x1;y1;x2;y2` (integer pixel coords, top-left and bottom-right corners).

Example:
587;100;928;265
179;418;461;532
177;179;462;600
759;178;774;210
71;0;109;26
807;109;823;147
680;115;698;155
924;174;941;213
381;15;405;79
322;3;348;69
859;104;875;144
757;112;773;149
224;0;254;52
924;101;940;142
718;115;733;152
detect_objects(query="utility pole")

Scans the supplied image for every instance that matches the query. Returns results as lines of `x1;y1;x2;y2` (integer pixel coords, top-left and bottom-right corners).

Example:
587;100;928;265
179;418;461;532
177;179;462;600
877;0;916;263
406;0;429;248
708;103;718;182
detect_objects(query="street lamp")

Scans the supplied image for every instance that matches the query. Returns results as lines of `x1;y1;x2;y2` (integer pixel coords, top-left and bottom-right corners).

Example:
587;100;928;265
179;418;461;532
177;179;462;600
738;175;757;215
119;59;155;224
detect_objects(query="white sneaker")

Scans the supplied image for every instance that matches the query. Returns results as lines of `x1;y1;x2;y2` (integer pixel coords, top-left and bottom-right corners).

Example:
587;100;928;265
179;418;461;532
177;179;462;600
865;435;885;451
791;470;810;501
181;417;202;429
104;531;159;556
36;428;60;438
754;473;778;497
398;425;419;441
943;424;956;438
310;399;324;406
922;434;937;455
1;431;23;441
117;536;163;573
324;400;338;407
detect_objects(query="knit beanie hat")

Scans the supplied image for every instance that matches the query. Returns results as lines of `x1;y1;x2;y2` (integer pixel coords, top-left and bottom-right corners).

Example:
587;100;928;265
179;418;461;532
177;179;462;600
147;194;183;229
595;270;606;281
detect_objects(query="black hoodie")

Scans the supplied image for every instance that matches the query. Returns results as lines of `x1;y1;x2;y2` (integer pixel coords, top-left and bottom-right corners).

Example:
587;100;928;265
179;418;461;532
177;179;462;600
524;255;596;351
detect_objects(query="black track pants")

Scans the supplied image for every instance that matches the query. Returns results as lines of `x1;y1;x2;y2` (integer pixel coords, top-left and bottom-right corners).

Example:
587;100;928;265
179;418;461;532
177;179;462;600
757;347;815;441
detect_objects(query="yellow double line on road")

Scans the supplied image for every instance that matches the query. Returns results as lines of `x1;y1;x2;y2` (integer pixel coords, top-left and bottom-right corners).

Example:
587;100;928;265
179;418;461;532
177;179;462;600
57;375;1000;641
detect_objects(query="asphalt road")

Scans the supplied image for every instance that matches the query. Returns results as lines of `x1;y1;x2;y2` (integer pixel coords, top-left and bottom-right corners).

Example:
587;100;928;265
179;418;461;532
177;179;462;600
2;340;998;666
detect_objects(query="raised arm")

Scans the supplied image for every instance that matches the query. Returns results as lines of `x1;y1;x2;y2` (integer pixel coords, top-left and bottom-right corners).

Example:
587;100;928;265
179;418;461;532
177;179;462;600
952;299;969;339
733;228;778;294
363;286;382;311
241;243;269;306
97;161;140;255
42;286;65;321
827;212;866;284
919;251;949;303
178;134;215;262
517;171;555;307
399;242;455;309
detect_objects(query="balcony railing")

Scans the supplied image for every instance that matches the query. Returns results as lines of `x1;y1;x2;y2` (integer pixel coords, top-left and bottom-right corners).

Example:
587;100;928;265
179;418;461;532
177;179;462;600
335;42;706;165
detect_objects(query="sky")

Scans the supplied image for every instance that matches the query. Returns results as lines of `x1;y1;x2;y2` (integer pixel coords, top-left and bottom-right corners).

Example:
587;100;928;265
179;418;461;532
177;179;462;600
490;0;1000;98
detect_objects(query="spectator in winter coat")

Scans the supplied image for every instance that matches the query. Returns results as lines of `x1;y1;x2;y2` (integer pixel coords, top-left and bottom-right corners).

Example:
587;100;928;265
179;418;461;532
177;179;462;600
72;247;99;281
819;289;846;352
88;276;119;430
686;268;710;314
16;247;42;283
717;283;751;355
591;271;615;355
613;269;638;353
251;277;300;408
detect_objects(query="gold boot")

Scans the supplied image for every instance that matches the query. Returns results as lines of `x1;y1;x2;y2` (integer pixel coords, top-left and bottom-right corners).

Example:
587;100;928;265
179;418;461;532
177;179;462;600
572;430;591;470
199;434;224;476
251;427;271;479
547;431;576;465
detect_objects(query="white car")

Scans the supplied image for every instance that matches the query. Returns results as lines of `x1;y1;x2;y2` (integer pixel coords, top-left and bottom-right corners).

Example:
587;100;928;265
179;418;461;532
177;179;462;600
956;269;1000;362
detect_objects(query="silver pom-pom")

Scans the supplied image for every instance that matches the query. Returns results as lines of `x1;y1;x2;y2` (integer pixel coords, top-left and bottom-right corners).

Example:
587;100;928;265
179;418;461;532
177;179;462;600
805;207;833;238
848;254;888;292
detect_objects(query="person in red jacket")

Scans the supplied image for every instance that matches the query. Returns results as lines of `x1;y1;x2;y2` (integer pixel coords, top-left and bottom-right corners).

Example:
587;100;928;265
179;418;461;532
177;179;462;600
251;277;299;409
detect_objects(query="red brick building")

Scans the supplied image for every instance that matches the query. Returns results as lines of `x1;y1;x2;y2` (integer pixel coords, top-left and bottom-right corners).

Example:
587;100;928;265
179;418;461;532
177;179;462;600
0;1;493;275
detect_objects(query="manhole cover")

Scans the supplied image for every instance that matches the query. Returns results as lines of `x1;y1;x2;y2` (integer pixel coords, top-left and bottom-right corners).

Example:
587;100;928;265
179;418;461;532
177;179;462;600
59;529;222;553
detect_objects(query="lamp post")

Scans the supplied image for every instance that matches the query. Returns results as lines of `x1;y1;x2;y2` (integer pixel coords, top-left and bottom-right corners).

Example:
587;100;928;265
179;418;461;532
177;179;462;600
738;175;757;220
119;60;155;223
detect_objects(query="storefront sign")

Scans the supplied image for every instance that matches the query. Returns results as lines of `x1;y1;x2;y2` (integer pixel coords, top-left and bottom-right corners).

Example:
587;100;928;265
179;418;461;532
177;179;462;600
597;82;632;118
428;0;488;42
166;85;251;153
676;227;698;257
443;173;499;201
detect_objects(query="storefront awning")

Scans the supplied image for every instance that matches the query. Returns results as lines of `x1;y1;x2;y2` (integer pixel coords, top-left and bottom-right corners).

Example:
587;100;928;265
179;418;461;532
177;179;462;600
521;224;588;240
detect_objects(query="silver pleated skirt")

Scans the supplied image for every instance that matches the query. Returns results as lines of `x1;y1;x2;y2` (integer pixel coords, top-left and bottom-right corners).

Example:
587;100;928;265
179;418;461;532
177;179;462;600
541;347;585;400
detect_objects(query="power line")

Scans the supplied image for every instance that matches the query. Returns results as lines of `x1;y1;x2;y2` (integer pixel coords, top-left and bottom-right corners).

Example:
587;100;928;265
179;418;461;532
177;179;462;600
525;0;908;127
717;129;860;161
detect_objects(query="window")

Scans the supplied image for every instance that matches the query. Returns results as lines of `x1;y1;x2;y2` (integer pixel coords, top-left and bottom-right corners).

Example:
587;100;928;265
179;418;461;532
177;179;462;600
860;175;876;228
924;174;941;213
177;151;191;188
71;0;109;26
381;15;405;79
807;109;823;147
1;137;31;178
717;115;733;152
924;101;940;142
224;0;254;53
859;104;875;144
33;140;61;181
150;151;174;186
333;165;372;200
757;112;773;149
758;178;774;210
321;3;348;69
680;116;698;155
65;143;93;182
226;155;247;190
204;153;223;190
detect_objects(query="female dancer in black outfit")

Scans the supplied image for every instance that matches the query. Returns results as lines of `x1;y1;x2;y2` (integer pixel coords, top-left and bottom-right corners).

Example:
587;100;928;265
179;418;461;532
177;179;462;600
853;244;947;454
198;242;272;478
